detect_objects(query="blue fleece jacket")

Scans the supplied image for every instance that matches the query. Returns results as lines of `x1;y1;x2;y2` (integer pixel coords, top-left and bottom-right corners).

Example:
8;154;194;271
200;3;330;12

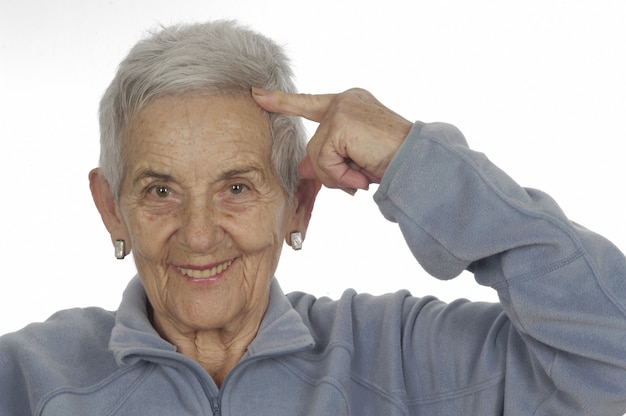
2;122;626;415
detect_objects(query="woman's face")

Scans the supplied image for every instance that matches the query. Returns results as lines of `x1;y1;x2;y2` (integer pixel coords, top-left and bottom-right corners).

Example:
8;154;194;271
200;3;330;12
116;94;297;335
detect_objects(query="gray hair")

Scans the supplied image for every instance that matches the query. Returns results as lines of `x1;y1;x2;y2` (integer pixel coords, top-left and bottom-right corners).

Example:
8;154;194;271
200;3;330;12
98;20;306;200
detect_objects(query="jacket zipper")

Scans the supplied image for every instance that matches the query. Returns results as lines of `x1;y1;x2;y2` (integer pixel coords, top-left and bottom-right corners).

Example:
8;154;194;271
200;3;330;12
211;399;221;416
207;345;313;415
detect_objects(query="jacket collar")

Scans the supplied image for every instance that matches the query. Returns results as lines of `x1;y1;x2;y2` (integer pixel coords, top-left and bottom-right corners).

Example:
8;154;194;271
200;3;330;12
110;275;314;367
245;278;315;358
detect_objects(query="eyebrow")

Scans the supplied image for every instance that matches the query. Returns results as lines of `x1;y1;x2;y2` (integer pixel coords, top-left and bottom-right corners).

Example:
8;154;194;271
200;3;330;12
132;170;175;187
131;165;266;187
218;166;265;181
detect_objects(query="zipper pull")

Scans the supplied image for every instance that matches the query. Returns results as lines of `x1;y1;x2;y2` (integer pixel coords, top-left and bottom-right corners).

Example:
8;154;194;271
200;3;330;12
212;400;221;416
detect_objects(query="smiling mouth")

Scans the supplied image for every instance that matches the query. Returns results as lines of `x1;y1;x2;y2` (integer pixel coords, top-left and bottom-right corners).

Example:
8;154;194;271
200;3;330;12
176;259;234;280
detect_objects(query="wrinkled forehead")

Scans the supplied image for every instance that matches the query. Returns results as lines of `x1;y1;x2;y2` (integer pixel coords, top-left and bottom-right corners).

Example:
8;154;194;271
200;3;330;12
126;92;270;138
122;93;274;182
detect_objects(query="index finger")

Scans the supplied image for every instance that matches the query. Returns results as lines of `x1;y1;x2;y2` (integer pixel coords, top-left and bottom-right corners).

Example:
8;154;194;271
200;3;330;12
251;87;336;123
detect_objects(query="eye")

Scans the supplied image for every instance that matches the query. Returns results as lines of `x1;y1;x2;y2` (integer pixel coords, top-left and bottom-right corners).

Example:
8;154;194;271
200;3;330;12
150;185;170;198
229;184;246;195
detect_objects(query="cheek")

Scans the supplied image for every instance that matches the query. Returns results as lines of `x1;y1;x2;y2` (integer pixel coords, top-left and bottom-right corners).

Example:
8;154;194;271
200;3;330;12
124;208;178;260
225;203;290;253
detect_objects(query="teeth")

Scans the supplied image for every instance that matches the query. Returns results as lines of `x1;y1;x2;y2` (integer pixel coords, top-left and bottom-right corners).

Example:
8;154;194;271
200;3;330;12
178;259;233;279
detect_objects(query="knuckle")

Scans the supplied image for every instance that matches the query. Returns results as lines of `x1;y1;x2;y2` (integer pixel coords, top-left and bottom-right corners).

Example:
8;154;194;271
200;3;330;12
343;87;371;101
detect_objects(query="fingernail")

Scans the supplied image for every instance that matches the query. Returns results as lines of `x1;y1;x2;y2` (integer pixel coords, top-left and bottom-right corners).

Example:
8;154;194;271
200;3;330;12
340;187;357;196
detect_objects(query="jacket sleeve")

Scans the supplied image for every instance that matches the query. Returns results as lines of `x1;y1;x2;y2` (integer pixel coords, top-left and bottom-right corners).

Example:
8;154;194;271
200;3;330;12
373;122;626;415
0;331;40;416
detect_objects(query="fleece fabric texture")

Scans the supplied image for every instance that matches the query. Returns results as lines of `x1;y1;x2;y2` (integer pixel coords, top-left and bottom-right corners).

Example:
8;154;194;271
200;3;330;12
2;122;626;415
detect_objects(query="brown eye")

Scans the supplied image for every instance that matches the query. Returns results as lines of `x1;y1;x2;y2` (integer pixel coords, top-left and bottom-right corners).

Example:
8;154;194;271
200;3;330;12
230;184;246;195
152;185;170;198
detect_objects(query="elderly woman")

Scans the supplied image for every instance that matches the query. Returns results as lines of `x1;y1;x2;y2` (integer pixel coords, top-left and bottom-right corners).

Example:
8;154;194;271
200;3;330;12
1;21;626;416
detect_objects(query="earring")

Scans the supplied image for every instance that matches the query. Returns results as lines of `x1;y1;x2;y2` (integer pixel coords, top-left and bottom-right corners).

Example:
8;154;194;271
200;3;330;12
114;239;126;260
290;231;303;251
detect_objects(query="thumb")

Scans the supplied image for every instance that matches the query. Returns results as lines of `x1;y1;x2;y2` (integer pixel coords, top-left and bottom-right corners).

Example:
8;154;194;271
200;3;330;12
252;87;335;123
299;156;361;196
298;156;317;180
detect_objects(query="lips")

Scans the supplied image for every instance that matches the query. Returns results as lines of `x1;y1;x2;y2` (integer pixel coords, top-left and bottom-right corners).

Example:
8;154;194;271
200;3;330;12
176;259;234;280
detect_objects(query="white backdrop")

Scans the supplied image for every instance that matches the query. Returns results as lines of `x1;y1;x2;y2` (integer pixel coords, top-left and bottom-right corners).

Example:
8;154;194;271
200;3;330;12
1;0;625;336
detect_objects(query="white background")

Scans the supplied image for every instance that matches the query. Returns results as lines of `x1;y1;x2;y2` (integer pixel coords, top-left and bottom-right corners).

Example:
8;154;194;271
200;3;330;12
1;0;625;336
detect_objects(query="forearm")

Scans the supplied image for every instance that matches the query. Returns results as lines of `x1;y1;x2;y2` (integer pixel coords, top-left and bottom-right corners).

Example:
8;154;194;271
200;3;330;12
374;121;626;413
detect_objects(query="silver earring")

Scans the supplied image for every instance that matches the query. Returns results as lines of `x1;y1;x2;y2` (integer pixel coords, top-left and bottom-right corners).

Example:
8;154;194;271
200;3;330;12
114;239;126;260
290;231;303;251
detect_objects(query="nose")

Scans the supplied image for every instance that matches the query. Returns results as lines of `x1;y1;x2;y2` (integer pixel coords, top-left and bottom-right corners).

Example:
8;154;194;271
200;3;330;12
178;198;224;254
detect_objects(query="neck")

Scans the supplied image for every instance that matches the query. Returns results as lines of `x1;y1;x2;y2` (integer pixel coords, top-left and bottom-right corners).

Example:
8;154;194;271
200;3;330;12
173;327;258;387
150;298;269;388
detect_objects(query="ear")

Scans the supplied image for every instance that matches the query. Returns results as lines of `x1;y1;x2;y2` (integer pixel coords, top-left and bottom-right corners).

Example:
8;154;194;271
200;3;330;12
286;177;322;245
89;168;130;255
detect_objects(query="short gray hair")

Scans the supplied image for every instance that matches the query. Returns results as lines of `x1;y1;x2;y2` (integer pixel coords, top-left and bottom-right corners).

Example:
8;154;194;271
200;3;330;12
98;20;306;200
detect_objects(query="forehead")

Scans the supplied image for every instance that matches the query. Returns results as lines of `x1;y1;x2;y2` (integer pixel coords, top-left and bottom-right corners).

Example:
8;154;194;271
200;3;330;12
124;94;273;178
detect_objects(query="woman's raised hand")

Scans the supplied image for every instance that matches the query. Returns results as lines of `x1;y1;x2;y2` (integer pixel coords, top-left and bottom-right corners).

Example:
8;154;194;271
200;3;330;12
252;87;413;194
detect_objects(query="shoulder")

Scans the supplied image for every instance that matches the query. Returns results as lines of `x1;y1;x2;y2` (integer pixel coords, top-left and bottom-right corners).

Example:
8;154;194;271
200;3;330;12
0;307;120;405
287;288;432;319
286;288;504;347
1;306;115;352
286;288;433;341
